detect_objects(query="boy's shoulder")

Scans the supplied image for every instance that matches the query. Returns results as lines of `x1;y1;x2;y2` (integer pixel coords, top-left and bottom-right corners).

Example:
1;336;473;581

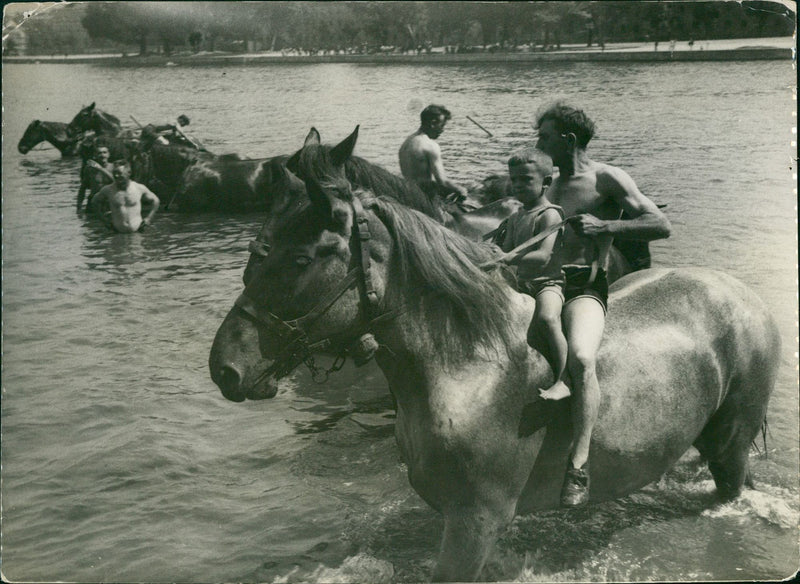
517;203;564;217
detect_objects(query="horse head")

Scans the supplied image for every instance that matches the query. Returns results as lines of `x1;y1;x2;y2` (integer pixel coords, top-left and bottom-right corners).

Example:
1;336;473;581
210;173;391;402
286;125;360;181
67;103;122;136
18;120;44;154
19;120;78;156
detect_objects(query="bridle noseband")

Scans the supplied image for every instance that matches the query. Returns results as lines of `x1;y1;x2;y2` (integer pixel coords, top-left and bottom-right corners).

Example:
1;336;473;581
234;196;393;383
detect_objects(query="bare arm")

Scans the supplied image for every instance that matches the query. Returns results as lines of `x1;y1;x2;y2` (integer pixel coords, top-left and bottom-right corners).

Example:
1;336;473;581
570;165;671;241
86;160;114;181
139;186;160;229
91;186;112;226
427;142;467;197
76;167;89;211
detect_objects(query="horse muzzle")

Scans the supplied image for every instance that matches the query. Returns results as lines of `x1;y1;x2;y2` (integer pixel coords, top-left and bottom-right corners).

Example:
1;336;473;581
209;308;282;402
18;144;30;154
211;359;280;402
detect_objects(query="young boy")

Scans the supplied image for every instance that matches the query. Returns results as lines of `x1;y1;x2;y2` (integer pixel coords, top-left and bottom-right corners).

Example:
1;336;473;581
497;148;571;401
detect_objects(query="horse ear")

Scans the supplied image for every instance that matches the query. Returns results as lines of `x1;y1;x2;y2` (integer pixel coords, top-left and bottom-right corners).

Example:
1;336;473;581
88;102;96;111
305;174;351;232
303;127;321;146
329;125;359;167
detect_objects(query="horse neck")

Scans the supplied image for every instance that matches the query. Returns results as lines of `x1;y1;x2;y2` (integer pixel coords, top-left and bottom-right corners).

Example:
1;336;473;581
43;122;78;153
361;201;547;403
93;115;121;135
344;157;441;220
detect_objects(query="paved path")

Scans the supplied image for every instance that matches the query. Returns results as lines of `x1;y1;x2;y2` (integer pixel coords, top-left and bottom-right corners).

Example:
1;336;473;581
3;37;794;65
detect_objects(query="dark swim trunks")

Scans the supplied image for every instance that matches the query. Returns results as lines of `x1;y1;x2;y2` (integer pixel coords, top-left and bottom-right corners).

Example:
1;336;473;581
563;265;609;313
517;276;565;301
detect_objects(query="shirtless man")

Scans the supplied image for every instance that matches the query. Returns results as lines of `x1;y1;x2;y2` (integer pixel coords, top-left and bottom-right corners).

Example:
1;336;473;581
534;101;671;507
92;160;160;233
399;104;468;205
76;145;113;213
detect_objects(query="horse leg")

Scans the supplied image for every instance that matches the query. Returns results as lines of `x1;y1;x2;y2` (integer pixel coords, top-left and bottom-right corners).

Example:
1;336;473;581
693;373;774;501
432;502;513;582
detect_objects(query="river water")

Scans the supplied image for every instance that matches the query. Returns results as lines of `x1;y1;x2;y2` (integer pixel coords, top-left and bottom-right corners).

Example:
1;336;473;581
2;60;797;583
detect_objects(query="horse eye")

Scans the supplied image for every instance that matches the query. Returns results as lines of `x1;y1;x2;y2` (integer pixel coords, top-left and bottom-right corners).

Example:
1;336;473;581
294;255;313;267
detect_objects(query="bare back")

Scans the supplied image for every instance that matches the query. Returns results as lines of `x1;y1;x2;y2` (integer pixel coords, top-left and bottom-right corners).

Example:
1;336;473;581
398;130;439;186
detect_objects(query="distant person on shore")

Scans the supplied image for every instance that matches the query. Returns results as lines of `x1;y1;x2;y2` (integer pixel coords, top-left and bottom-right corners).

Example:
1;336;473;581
399;104;468;209
76;145;113;214
533;101;671;507
91;160;160;233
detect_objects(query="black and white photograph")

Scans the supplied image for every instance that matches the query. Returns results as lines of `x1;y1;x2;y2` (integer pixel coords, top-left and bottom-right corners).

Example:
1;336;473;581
2;1;797;582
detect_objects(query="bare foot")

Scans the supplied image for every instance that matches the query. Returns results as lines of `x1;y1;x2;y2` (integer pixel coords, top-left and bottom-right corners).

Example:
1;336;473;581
539;380;571;401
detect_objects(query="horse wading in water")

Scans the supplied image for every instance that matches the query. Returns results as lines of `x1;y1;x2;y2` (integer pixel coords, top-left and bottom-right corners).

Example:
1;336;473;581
209;175;779;582
18;120;81;156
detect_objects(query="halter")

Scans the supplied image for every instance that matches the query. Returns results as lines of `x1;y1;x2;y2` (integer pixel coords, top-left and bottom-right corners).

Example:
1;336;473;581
234;196;393;383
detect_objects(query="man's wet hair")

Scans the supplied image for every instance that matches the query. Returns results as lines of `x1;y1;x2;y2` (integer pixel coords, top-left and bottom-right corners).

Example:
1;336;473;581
177;114;190;126
113;159;131;170
507;148;553;174
535;101;596;148
421;104;452;126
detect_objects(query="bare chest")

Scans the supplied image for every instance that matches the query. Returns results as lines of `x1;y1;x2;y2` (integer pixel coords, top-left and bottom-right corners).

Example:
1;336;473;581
109;187;140;207
548;175;620;220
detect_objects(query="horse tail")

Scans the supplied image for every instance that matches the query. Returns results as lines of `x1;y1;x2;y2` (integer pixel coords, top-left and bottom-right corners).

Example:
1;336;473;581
750;417;769;458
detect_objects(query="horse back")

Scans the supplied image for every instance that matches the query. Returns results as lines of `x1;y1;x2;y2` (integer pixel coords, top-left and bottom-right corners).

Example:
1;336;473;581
520;268;779;510
604;271;776;453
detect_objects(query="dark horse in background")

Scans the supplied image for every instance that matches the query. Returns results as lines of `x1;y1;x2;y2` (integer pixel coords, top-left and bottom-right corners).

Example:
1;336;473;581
209;171;779;581
67;102;123;137
18;120;82;156
65;103;274;212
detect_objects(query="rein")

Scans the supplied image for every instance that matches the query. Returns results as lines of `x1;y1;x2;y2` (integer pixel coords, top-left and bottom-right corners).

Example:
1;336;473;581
235;197;394;383
479;216;600;285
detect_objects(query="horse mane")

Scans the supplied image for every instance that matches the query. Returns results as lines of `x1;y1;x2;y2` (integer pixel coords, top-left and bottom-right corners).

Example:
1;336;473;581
344;157;442;220
293;143;442;220
361;191;514;365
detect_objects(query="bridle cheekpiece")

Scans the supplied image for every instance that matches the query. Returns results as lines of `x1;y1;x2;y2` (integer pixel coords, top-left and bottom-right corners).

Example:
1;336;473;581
234;196;393;383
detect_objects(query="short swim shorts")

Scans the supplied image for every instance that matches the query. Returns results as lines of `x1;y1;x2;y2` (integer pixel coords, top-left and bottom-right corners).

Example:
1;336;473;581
563;265;609;313
518;275;566;302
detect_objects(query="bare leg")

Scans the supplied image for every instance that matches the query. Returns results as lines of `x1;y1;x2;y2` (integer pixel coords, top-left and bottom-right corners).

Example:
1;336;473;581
562;297;605;469
530;289;571;400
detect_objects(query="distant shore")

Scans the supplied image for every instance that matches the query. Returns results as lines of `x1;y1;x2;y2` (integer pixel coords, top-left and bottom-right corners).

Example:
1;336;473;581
3;37;794;66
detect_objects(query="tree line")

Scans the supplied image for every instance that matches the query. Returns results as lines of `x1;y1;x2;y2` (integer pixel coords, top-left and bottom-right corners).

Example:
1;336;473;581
7;1;795;57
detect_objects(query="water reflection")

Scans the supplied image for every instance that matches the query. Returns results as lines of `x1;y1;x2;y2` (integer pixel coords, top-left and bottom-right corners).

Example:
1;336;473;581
80;212;264;277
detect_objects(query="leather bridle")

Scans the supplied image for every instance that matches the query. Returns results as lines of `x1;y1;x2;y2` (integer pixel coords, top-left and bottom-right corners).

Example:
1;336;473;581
234;196;394;382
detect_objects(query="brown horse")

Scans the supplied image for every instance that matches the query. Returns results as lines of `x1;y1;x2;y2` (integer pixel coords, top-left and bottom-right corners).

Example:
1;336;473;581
209;175;779;582
66;102;123;137
18;120;81;156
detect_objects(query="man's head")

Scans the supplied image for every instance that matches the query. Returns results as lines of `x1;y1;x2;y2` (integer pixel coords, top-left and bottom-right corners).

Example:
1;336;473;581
112;160;131;185
508;148;553;207
534;101;595;163
94;146;110;163
420;104;451;139
177;114;190;127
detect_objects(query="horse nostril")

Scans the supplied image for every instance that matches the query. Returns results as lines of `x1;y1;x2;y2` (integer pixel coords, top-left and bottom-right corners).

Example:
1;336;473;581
215;365;245;402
